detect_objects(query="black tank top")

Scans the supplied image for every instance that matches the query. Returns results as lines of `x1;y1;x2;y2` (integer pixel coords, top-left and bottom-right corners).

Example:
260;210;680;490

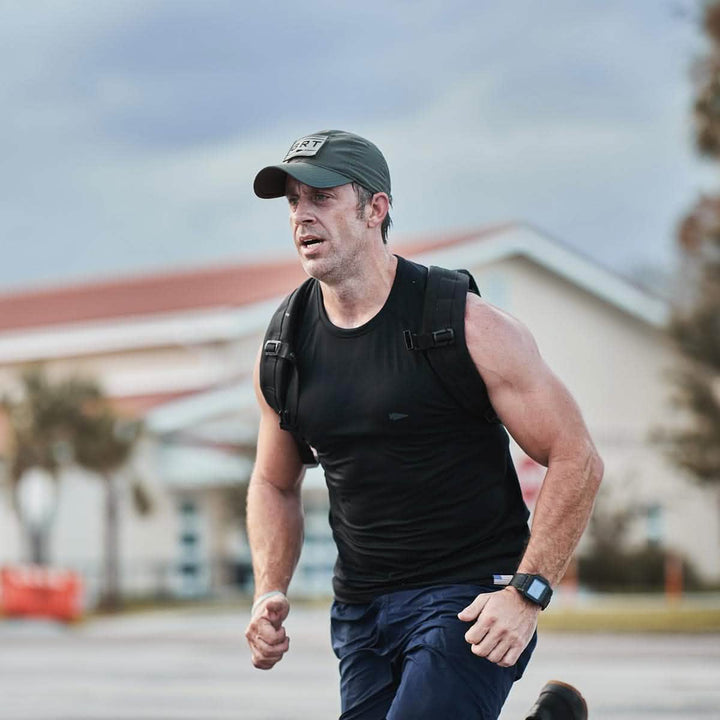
294;256;530;603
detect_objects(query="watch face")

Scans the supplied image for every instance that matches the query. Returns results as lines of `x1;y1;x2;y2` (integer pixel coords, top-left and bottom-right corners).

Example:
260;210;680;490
527;578;547;601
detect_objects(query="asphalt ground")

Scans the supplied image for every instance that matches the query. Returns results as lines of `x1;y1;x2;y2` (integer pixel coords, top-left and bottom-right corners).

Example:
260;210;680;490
0;603;719;719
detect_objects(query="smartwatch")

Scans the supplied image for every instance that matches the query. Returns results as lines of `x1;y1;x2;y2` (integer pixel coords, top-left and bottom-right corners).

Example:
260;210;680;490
509;573;553;610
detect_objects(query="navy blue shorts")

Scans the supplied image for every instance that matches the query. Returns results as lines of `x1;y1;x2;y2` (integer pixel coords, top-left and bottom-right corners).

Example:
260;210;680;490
331;584;536;720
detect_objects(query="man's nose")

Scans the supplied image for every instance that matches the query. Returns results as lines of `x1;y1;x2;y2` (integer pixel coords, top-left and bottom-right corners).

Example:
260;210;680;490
292;197;315;224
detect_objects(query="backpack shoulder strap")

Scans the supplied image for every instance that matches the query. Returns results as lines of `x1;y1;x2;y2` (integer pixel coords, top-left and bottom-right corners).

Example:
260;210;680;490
404;265;499;424
259;278;318;466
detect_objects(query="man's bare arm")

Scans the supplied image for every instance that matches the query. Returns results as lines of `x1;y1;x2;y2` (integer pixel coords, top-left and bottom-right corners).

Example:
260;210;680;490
245;348;305;670
467;295;603;583
458;294;603;667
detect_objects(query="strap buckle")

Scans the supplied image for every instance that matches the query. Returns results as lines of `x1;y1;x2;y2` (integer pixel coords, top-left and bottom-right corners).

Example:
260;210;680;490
264;340;282;356
403;328;455;351
431;328;454;347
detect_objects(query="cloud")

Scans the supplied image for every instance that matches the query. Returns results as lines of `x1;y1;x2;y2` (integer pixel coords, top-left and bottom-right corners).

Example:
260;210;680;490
0;0;711;291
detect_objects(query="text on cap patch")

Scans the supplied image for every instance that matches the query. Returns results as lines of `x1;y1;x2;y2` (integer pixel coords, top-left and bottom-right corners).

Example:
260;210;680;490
284;135;328;161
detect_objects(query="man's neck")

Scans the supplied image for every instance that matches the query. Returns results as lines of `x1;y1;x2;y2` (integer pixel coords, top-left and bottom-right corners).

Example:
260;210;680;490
319;251;398;329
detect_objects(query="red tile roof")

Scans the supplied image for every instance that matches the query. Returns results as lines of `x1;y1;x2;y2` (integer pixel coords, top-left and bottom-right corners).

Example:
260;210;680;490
0;259;307;333
0;225;512;333
395;224;512;257
109;390;205;415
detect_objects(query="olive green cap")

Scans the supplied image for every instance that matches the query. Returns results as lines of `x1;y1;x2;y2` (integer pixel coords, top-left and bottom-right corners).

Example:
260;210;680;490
253;129;392;199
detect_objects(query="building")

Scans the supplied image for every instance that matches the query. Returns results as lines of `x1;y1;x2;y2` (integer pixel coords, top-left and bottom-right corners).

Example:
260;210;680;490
0;223;716;606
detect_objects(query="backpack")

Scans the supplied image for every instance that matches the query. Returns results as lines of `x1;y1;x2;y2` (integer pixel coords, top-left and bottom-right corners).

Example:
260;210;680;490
259;265;499;466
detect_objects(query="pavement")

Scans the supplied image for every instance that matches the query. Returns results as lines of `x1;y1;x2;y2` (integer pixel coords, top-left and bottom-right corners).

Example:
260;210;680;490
0;603;719;719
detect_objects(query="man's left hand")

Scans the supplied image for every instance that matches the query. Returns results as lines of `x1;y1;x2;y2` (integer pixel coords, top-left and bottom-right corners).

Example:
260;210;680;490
458;587;540;667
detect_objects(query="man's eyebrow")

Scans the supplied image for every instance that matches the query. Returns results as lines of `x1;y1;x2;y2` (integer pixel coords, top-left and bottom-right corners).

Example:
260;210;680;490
286;186;335;197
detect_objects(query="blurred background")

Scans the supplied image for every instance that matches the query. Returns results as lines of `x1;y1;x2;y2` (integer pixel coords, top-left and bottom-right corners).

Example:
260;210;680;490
0;0;719;621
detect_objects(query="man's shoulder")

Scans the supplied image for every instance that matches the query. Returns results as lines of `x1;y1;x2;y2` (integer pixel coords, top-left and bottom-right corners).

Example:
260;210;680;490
464;294;540;380
267;276;317;320
395;255;476;293
394;254;427;281
465;294;528;334
465;294;526;338
262;277;319;352
396;256;481;293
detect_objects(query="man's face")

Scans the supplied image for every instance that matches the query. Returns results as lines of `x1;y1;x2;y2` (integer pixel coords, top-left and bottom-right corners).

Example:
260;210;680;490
285;177;369;283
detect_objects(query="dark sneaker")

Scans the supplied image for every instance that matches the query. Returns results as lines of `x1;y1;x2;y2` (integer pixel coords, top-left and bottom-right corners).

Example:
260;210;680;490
524;680;588;720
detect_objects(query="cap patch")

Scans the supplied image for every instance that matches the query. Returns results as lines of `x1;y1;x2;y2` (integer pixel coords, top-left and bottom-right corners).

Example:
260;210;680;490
284;135;328;161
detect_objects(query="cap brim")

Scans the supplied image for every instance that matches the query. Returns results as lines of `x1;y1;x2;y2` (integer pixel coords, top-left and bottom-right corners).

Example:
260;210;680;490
253;162;354;198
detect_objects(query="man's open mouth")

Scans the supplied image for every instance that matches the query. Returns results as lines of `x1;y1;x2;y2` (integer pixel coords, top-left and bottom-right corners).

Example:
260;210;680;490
301;238;323;247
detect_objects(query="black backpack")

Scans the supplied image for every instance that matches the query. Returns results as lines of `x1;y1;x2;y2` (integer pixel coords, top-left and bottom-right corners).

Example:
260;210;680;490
259;265;499;466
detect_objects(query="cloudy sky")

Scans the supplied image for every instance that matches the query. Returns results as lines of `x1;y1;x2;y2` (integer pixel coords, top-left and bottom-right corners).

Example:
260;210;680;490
0;0;714;293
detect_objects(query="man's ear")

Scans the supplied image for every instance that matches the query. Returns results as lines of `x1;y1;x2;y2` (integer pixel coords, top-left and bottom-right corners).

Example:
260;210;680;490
366;192;390;229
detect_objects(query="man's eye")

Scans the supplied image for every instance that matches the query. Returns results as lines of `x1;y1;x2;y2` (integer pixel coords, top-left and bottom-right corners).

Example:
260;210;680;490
314;193;328;202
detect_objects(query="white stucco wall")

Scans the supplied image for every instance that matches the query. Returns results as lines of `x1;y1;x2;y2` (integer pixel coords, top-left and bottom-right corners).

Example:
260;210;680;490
468;256;720;581
2;229;717;596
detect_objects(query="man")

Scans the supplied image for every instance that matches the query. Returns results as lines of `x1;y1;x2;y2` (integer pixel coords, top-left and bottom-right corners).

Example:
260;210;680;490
245;130;602;719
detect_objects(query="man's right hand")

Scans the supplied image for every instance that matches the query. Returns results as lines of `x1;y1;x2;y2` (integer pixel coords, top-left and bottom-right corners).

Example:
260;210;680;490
245;593;291;669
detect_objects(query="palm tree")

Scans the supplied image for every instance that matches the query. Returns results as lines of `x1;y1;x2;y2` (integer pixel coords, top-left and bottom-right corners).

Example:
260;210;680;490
3;366;150;610
72;401;148;611
2;367;101;563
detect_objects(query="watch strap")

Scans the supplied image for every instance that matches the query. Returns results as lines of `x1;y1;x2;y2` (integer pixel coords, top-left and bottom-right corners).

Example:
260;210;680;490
509;572;553;609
